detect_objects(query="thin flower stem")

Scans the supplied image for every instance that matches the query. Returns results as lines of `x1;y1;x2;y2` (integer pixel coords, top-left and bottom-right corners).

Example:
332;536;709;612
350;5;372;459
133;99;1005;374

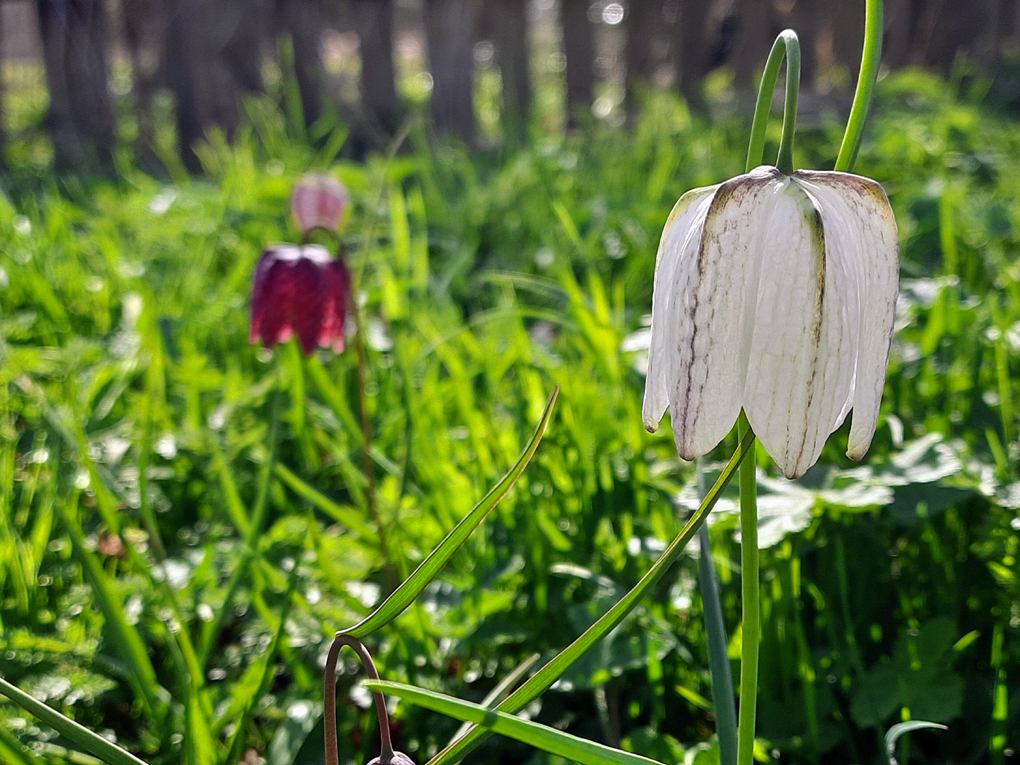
325;635;396;765
736;411;759;765
745;30;801;174
352;296;397;592
834;0;884;173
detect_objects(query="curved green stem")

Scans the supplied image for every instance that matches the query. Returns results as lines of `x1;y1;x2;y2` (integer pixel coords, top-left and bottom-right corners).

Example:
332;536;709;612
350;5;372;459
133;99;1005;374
835;0;884;172
735;411;759;765
745;30;801;174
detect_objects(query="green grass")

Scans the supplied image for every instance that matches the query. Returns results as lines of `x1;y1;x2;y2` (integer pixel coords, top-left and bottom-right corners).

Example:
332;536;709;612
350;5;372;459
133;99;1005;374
1;68;1019;765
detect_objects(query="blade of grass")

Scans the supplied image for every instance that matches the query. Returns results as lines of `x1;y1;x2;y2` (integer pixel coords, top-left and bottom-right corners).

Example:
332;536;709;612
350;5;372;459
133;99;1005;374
274;463;375;537
365;680;664;765
885;721;947;765
447;653;541;746
990;623;1007;765
199;396;282;669
57;494;160;717
209;436;253;537
696;522;737;765
0;676;149;765
427;428;755;765
339;386;558;638
224;575;297;762
0;725;43;765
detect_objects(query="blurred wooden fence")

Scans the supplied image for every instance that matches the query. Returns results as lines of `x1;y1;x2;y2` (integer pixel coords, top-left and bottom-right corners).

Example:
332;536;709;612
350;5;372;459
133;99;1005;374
0;0;1016;171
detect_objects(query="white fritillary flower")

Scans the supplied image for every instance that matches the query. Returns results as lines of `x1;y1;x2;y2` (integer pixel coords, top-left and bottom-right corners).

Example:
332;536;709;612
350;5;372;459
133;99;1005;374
642;165;900;479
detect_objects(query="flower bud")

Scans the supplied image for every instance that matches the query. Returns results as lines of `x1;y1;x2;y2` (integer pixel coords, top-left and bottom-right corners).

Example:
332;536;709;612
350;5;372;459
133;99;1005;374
291;174;350;235
367;752;416;765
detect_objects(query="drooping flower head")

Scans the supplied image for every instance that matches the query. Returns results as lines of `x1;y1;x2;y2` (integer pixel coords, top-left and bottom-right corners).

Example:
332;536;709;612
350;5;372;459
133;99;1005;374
291;174;350;236
249;244;351;356
643;165;900;479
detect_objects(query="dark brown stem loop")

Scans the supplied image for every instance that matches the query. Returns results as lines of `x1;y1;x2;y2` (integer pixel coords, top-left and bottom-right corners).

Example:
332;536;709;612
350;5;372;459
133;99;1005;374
324;635;395;765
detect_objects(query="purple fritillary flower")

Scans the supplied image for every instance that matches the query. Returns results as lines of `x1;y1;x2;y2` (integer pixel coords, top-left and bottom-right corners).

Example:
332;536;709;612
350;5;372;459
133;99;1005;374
249;244;351;356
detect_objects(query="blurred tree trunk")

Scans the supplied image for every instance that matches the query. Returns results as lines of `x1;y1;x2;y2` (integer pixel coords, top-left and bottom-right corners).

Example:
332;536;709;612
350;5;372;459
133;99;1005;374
732;0;775;91
35;0;116;171
677;0;711;107
278;0;326;130
625;0;661;120
784;0;818;89
831;0;865;83
423;0;480;141
164;0;267;171
561;0;594;128
995;0;1019;60
0;18;6;168
352;0;400;142
884;0;920;67
493;0;531;142
123;0;166;165
915;0;996;68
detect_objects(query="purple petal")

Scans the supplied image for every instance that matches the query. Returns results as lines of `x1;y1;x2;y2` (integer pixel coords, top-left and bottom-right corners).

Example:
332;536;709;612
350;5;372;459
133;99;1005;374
291;256;328;356
319;258;351;352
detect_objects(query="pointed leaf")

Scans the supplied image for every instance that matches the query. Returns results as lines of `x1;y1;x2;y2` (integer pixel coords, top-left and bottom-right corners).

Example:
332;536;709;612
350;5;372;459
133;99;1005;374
365;681;665;765
447;653;541;747
885;720;947;764
0;677;148;765
340;387;558;638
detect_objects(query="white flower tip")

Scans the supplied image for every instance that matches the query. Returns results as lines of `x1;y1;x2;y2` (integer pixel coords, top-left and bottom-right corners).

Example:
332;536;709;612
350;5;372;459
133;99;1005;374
782;462;807;480
644;422;658;434
845;437;873;462
674;439;700;463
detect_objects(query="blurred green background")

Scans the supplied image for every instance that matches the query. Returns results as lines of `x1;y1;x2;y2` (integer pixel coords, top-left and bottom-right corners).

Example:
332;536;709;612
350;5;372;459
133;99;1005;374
2;1;1020;764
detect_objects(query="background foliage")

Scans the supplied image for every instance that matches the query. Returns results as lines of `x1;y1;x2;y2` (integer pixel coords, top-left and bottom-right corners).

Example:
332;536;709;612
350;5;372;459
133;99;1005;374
2;69;1020;765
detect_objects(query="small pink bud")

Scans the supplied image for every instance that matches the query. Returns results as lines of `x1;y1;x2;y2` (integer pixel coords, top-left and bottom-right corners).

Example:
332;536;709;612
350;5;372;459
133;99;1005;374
249;245;351;356
291;174;350;235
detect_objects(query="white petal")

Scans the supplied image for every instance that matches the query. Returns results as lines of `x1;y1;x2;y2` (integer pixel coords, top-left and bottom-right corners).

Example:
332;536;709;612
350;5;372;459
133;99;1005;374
794;171;900;460
743;179;859;479
642;185;716;431
670;166;785;460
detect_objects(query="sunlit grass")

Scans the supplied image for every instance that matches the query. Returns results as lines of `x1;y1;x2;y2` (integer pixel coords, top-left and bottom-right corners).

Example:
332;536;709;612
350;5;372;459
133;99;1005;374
0;69;1018;764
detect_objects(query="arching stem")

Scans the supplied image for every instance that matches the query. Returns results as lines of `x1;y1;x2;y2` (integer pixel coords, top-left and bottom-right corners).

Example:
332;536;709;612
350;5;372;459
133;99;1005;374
835;0;884;173
745;29;801;174
325;635;396;765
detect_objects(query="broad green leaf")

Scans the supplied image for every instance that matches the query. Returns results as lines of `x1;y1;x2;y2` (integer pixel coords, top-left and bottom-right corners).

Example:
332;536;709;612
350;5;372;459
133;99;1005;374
366;680;664;765
339;387;558;638
427;429;755;765
0;676;148;765
851;618;965;728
